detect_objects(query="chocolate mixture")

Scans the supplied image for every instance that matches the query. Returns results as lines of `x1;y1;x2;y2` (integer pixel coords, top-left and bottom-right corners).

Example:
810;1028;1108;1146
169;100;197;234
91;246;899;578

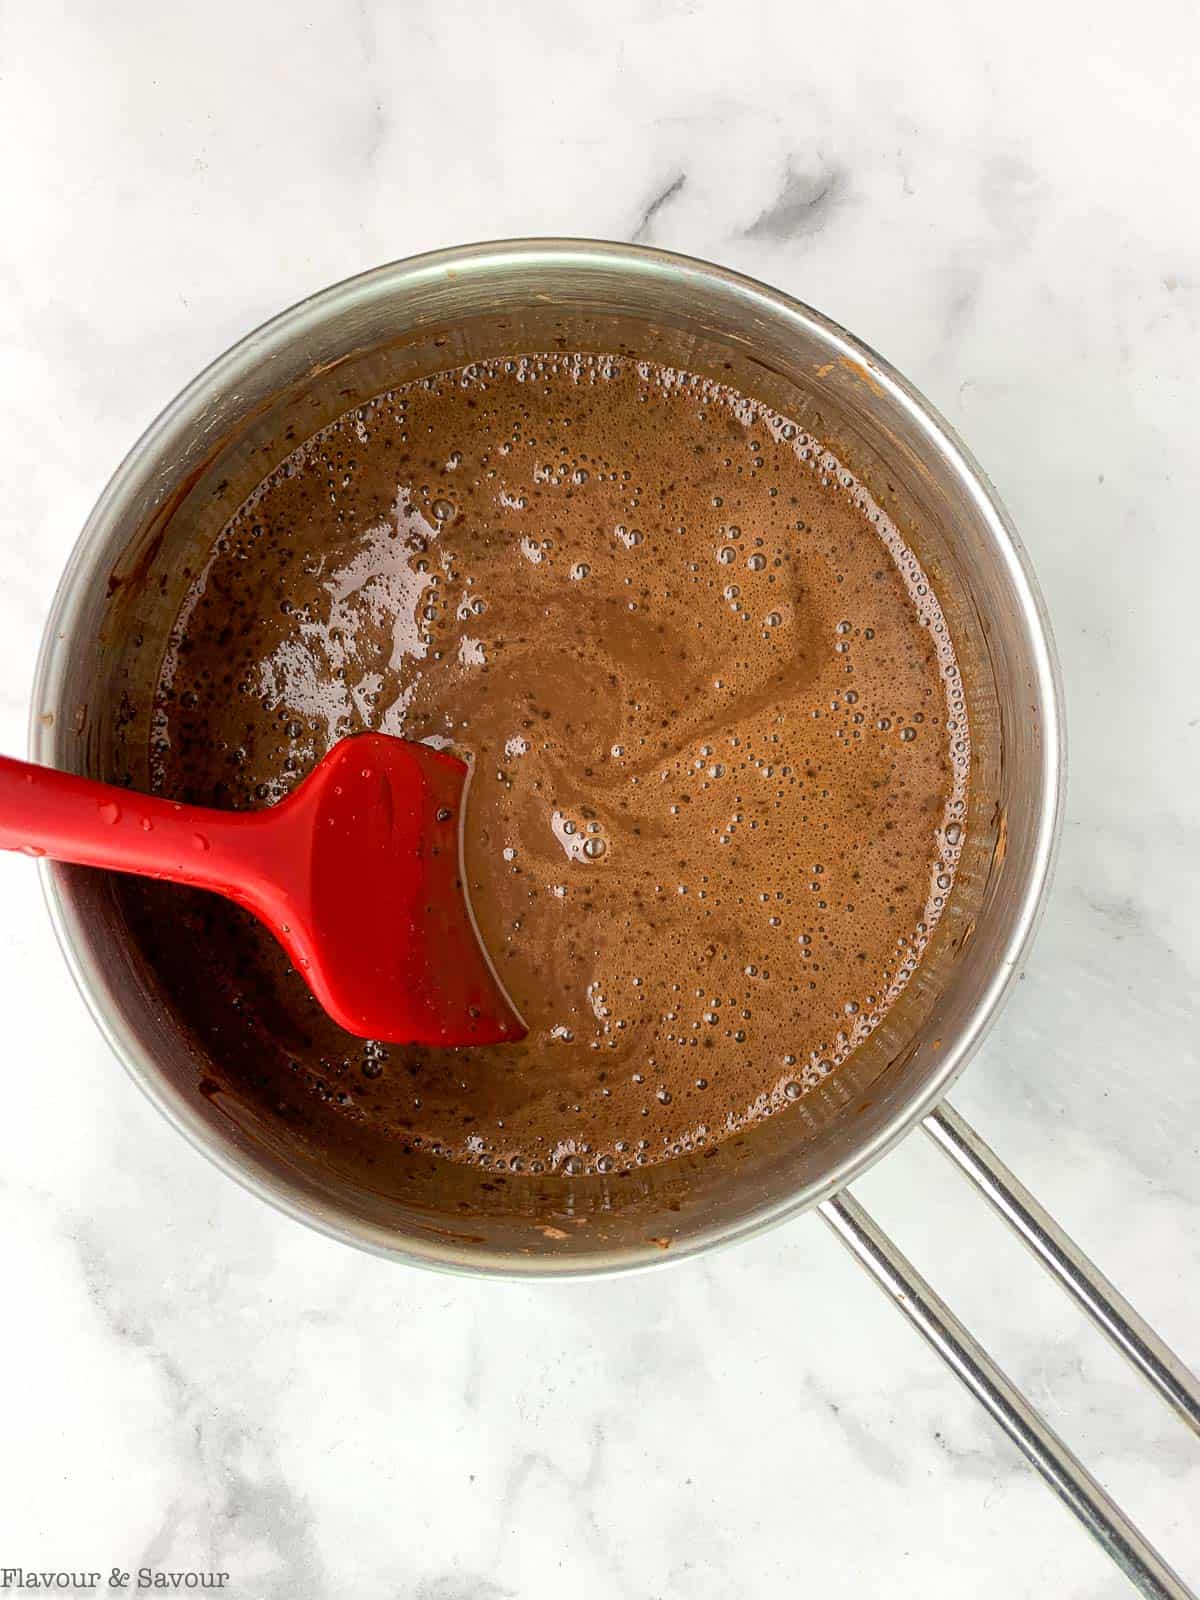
143;355;969;1174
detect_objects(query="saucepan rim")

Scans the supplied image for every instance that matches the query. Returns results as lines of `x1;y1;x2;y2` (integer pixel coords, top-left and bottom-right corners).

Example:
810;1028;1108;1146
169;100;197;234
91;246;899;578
29;238;1065;1278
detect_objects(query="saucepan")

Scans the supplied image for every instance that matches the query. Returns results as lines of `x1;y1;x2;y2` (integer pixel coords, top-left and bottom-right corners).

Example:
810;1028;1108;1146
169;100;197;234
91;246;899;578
30;241;1198;1597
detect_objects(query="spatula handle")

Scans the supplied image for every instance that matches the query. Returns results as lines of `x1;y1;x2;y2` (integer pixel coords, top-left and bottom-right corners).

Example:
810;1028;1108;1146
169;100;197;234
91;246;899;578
0;753;275;899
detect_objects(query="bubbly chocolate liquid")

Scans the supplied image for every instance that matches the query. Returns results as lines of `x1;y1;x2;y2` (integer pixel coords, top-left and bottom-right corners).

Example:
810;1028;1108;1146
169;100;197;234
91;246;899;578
146;355;968;1174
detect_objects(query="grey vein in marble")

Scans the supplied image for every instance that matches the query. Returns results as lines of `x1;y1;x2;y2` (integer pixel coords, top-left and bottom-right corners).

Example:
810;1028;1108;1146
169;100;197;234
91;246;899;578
742;161;842;240
632;171;687;242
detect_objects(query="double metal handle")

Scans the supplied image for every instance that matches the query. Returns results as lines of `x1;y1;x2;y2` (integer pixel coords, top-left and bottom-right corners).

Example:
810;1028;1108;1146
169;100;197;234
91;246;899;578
820;1100;1200;1600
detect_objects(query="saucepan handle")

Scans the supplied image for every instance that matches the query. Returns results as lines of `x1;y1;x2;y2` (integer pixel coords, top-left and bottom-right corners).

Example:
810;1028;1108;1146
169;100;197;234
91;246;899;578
819;1098;1200;1600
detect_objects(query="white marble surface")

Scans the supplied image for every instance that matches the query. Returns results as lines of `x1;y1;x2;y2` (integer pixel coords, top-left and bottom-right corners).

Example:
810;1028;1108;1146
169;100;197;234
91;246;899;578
1;1;1198;1594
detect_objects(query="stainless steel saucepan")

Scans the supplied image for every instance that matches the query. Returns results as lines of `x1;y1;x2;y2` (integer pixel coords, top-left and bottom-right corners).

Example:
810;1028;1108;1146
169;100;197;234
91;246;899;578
30;241;1199;1598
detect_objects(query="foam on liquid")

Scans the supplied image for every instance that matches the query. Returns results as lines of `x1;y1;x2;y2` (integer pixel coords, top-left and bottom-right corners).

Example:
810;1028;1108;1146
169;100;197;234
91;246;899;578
148;355;969;1174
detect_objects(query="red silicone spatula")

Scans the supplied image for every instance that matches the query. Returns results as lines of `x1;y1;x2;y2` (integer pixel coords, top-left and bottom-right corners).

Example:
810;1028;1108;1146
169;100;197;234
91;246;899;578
0;732;524;1046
